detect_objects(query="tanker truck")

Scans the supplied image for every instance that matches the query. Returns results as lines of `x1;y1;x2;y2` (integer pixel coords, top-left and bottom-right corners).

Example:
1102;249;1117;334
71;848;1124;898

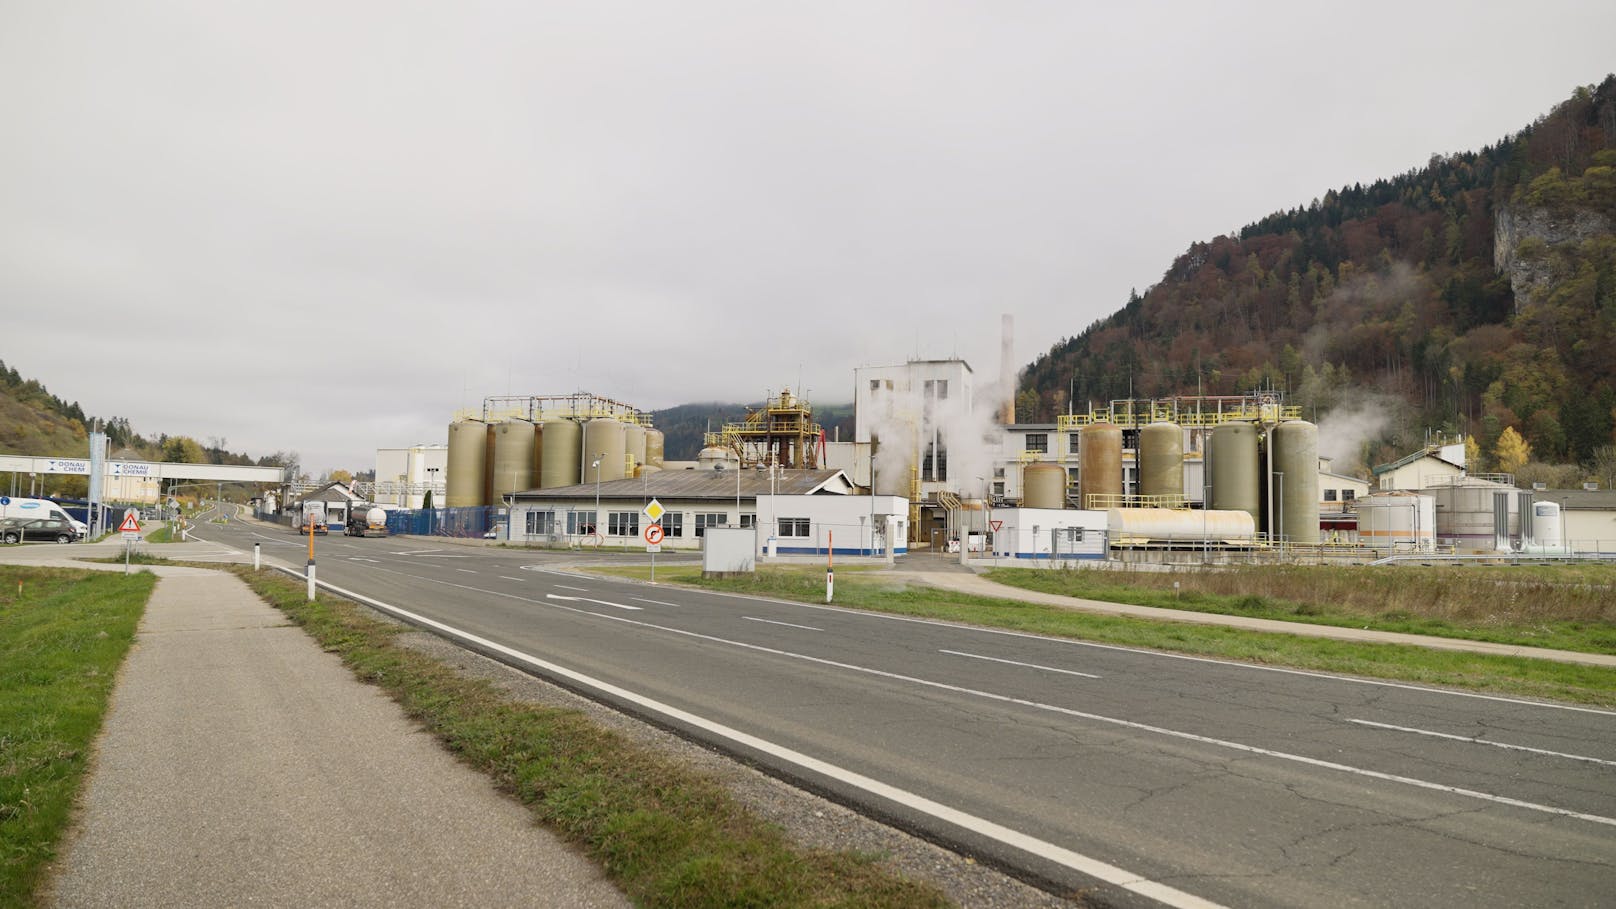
296;501;328;535
345;504;390;538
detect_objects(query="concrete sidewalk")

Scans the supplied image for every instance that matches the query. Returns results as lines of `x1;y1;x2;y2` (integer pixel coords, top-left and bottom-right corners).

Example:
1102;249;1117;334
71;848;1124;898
885;567;1616;668
38;564;626;908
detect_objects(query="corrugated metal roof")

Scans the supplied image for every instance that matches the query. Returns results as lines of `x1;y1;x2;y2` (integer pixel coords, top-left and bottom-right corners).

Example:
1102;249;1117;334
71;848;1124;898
1533;489;1616;510
512;468;852;502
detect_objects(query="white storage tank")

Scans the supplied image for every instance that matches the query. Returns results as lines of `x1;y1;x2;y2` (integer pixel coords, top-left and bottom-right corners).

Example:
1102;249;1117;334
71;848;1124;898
1107;508;1256;544
1533;501;1563;549
1356;492;1435;552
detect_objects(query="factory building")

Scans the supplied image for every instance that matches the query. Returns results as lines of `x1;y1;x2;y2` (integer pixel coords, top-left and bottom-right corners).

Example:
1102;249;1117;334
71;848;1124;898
374;444;446;509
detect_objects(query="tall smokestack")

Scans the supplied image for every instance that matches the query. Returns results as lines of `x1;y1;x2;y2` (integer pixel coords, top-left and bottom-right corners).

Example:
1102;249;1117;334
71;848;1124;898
1000;314;1015;425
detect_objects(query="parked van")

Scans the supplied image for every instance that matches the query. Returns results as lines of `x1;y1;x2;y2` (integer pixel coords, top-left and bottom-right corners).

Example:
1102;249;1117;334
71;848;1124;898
0;498;89;536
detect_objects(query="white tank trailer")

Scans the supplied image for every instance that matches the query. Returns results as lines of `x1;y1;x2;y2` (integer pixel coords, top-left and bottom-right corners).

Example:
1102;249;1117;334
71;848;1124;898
1107;508;1256;545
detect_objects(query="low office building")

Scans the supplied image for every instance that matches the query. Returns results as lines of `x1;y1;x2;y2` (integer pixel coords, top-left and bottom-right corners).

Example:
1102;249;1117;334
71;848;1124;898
507;468;891;551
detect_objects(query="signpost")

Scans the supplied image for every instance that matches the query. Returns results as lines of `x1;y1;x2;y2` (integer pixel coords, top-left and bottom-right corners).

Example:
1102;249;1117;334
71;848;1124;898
643;498;665;582
118;509;141;574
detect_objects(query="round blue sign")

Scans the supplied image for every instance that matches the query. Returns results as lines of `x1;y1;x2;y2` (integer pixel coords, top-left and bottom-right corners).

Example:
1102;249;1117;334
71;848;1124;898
0;496;8;506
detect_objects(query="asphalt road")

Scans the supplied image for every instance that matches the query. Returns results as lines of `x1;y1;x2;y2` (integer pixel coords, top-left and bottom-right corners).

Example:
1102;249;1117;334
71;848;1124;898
187;510;1616;909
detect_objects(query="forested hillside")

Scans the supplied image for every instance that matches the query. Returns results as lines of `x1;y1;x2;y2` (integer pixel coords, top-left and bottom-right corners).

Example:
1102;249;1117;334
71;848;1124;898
1022;77;1616;479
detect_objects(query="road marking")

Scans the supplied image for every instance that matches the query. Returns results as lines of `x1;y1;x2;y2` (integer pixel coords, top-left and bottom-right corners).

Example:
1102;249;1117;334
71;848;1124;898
546;593;642;611
941;650;1100;679
456;568;477;574
499;576;526;582
294;572;1227;909
743;616;822;632
631;597;682;607
1347;719;1616;768
392;549;443;555
554;584;590;592
349;557;381;563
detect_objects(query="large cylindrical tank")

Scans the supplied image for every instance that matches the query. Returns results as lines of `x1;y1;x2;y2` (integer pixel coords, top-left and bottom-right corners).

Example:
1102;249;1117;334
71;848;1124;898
634;464;663;479
646;429;665;468
1022;462;1066;510
1209;422;1260;527
1138;422;1184;500
490;420;536;502
1357;492;1435;552
539;419;582;488
1078;422;1122;508
1272;420;1320;544
624;423;647;472
584;418;627;483
445;420;489;507
1533;501;1563;548
1107;508;1256;543
1427;480;1517;551
698;446;739;470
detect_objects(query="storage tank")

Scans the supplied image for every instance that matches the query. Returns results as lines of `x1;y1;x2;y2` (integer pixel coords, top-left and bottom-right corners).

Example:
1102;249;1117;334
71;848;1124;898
1532;501;1563;548
634;464;663;479
1022;462;1066;510
1078;422;1123;508
1427;479;1517;551
1138;422;1184;500
490;420;536;502
698;446;739;470
1107;508;1256;544
1272;420;1320;544
624;422;647;473
584;419;628;483
646;429;665;468
539;419;582;488
1356;492;1435;552
1209;422;1260;527
445;420;489;507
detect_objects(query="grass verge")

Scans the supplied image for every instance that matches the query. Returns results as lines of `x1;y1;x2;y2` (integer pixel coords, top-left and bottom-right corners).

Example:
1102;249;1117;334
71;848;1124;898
592;565;1616;707
142;525;176;544
0;566;154;909
234;566;950;909
984;564;1616;654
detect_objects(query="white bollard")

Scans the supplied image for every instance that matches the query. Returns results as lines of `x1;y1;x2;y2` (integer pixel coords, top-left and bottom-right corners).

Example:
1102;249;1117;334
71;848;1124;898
254;543;261;571
306;559;316;601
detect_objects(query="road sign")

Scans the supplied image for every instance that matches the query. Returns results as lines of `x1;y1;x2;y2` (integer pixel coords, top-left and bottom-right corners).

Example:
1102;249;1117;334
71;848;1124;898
118;511;141;534
643;498;665;523
643;523;664;545
0;496;8;506
990;519;1003;532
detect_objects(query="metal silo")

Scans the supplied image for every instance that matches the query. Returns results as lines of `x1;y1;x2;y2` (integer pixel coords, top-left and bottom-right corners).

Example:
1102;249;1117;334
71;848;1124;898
1139;422;1183;501
446;420;489;507
1209;422;1260;527
1272;420;1320;544
490;420;536;503
646;429;665;468
1022;462;1066;509
584;418;627;483
624;422;647;473
540;419;581;488
1078;422;1123;508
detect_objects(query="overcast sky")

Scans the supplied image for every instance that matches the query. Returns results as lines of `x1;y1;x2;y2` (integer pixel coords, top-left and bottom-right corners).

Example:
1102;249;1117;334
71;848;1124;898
3;2;1612;475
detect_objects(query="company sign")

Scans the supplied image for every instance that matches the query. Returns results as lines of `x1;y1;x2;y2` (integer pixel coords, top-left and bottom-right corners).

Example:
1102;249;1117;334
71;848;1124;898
43;459;90;475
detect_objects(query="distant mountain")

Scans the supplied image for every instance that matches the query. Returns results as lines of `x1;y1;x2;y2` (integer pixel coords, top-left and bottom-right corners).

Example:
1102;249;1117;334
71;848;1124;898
1021;76;1616;476
649;401;855;461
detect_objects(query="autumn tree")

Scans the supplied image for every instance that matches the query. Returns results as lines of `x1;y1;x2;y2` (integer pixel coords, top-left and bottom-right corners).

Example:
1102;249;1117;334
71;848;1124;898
1494;426;1532;474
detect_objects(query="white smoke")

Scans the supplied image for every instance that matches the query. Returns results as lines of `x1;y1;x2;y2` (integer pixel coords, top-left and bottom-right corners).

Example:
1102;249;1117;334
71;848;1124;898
861;367;1008;498
1316;393;1402;473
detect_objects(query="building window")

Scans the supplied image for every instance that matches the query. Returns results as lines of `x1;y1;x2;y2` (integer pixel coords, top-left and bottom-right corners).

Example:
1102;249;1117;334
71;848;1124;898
870;380;880;393
922;442;948;481
740;514;756;529
1324;489;1338;502
992;481;1005;498
1065;527;1085;542
567;510;596;535
778;517;810;537
695;512;728;536
526;510;557;535
1026;433;1048;453
1342;489;1356;502
993;466;1005;479
1068;433;1081;455
923;379;948;400
660;512;683;537
608;511;639;537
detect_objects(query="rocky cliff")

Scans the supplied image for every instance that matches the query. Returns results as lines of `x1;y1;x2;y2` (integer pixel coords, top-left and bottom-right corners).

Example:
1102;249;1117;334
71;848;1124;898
1494;203;1614;310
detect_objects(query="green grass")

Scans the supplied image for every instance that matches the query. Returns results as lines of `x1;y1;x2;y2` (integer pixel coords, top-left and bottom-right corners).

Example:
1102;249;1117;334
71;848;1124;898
142;524;176;544
984;564;1616;654
593;565;1616;707
235;566;950;909
0;566;154;909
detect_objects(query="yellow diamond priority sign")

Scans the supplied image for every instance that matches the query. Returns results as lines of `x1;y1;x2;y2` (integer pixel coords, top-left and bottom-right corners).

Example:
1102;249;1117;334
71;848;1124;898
643;498;665;523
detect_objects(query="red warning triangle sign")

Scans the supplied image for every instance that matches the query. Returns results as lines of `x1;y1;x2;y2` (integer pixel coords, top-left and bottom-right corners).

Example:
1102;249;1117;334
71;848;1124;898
118;513;141;533
990;520;1003;532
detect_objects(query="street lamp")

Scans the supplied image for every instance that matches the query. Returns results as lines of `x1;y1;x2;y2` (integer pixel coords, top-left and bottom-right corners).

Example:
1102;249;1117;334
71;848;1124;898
592;453;604;538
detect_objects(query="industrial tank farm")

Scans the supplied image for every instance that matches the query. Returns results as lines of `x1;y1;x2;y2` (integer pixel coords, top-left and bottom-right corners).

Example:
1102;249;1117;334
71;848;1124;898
445;393;656;508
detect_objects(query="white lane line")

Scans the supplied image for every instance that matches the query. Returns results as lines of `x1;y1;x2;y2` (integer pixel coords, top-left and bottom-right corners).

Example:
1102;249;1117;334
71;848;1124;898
631;597;683;607
1347;719;1616;768
349;557;381;563
547;593;642;611
392;549;443;555
942;650;1100;679
301;573;1226;909
456;568;477;574
743;616;823;632
554;584;590;592
499;576;526;582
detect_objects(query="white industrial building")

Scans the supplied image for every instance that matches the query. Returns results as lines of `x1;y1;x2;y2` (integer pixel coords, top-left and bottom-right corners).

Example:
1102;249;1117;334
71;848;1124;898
374;444;447;509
